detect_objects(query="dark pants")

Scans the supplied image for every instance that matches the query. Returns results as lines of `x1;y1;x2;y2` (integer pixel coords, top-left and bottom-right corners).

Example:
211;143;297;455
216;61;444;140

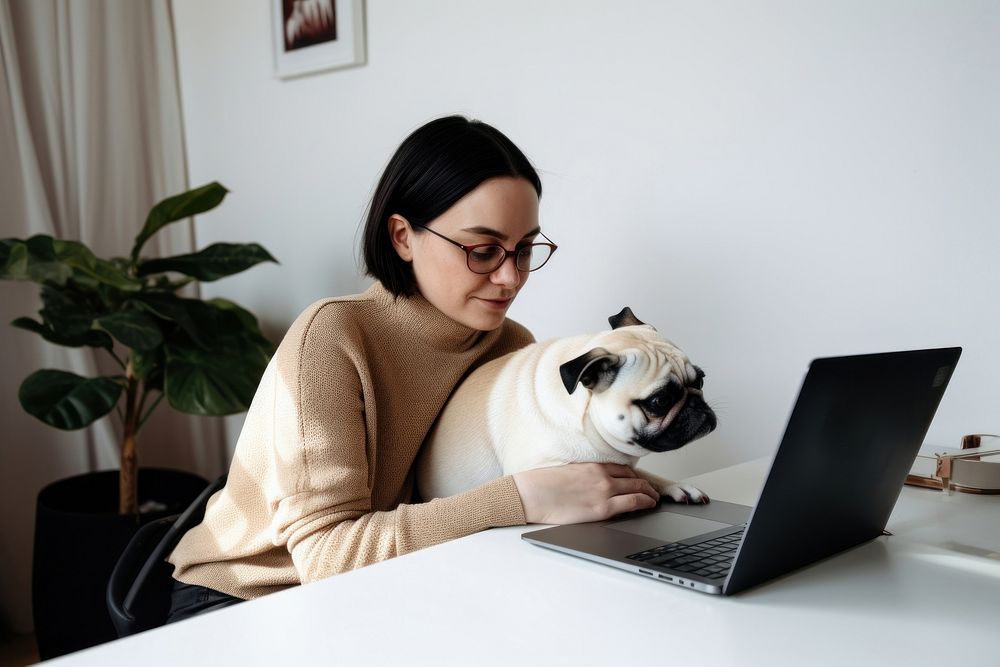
166;579;245;624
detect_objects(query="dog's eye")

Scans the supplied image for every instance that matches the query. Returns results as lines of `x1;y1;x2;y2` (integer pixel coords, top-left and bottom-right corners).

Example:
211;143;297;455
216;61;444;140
639;383;684;416
691;367;705;390
643;395;670;415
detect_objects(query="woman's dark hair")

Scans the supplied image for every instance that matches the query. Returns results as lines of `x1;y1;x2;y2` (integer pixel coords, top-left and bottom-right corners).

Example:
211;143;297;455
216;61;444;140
362;115;542;297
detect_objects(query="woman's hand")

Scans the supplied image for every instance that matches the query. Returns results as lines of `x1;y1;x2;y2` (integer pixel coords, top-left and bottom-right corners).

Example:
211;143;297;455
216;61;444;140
512;463;660;524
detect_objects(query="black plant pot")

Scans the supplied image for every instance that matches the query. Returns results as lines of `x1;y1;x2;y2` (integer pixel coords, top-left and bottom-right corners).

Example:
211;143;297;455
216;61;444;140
32;468;208;660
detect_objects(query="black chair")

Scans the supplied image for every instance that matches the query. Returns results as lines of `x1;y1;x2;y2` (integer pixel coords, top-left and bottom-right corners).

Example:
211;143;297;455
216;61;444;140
107;474;227;637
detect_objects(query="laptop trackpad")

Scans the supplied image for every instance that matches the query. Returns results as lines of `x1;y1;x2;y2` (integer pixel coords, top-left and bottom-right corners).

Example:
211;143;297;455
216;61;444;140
607;512;734;543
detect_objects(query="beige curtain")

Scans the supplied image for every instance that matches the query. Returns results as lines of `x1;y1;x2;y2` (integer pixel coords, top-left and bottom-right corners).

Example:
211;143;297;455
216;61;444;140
0;0;226;633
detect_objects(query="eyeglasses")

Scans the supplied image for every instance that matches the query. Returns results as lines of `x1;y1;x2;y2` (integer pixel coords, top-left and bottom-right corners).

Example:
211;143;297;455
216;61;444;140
413;224;558;274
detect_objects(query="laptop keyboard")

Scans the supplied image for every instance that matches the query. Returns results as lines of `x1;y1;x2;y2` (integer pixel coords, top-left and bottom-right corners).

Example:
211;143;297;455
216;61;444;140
626;528;744;580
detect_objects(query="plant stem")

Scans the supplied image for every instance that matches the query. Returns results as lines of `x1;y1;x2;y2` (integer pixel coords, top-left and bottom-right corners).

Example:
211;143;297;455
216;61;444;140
106;347;126;370
119;361;140;516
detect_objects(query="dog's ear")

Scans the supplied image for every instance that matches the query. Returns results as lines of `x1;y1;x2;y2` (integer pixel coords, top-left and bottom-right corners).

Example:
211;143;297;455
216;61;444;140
560;347;624;394
609;307;645;329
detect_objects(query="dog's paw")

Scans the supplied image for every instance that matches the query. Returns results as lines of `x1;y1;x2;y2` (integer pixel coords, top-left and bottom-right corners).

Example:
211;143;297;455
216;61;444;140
662;483;710;504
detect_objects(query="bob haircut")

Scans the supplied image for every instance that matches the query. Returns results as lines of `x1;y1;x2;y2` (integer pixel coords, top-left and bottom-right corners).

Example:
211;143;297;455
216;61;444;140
362;115;542;297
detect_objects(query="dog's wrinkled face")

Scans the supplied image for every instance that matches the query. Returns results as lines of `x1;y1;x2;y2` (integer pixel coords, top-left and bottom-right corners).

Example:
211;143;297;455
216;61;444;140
559;308;717;457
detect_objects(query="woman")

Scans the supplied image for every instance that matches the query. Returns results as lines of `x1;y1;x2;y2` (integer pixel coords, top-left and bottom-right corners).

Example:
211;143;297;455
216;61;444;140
166;116;661;622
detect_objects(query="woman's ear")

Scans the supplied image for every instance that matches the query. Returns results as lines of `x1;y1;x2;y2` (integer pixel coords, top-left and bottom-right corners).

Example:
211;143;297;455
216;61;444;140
388;214;414;262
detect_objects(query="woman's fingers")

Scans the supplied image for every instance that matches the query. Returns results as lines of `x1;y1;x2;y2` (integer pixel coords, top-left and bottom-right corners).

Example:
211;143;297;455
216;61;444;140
512;462;662;525
601;473;659;520
612;474;660;503
602;490;659;518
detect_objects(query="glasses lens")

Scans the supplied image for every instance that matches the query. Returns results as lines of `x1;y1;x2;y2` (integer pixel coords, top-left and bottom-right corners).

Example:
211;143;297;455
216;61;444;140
517;244;553;272
468;245;506;273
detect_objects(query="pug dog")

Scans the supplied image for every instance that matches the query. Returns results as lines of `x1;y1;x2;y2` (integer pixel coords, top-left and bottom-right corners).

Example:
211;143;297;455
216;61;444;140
417;307;717;505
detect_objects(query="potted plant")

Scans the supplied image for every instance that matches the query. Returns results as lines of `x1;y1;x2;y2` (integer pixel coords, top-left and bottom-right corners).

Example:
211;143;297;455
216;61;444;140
0;181;277;658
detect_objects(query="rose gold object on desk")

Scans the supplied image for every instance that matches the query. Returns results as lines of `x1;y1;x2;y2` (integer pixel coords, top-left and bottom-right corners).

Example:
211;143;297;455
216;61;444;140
905;434;1000;494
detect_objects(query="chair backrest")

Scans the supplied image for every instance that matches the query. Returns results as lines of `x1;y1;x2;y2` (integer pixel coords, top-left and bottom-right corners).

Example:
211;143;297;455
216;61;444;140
107;474;227;637
106;516;178;637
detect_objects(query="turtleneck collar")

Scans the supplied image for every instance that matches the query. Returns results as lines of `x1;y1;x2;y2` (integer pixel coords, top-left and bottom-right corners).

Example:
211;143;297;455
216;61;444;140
365;281;498;352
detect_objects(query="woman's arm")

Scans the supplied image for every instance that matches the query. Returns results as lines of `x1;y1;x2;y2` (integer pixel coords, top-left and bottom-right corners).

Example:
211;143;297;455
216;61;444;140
266;302;529;583
280;476;527;584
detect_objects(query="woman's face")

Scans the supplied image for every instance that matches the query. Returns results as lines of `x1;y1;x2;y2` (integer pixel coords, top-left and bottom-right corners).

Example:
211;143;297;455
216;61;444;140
389;176;541;331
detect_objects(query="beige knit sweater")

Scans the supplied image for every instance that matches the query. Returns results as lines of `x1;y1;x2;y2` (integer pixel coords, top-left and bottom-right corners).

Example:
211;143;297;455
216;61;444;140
168;282;533;599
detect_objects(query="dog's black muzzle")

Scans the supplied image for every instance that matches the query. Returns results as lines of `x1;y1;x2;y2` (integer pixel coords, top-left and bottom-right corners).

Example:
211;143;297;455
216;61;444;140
634;394;717;453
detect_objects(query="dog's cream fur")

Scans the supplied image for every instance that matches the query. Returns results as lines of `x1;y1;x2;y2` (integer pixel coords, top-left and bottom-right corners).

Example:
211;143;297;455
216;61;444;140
417;323;713;504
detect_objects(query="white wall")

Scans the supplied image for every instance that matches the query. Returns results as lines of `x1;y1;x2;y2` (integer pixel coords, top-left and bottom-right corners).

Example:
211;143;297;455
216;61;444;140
171;0;999;481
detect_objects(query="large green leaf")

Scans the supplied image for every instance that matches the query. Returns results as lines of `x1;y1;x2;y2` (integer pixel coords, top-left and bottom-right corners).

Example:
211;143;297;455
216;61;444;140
133;293;246;349
0;236;138;290
19;369;122;430
164;340;269;415
1;236;71;284
53;239;141;291
0;239;27;276
96;310;164;351
208;297;276;353
11;317;46;335
137;243;277;281
11;316;113;349
33;287;115;348
131;182;228;263
40;287;98;337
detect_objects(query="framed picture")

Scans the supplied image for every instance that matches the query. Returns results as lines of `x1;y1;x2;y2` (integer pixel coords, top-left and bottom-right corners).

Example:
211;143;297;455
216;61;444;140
272;0;366;79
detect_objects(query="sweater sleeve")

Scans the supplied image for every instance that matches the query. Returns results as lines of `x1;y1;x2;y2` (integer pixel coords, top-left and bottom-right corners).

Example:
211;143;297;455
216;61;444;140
279;476;526;584
268;303;527;585
393;476;526;553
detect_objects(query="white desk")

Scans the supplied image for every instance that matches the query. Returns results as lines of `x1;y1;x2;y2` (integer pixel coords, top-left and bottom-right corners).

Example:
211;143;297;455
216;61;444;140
50;459;1000;666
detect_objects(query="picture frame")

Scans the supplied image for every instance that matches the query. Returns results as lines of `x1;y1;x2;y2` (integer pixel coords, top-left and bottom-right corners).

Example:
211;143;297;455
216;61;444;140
272;0;366;79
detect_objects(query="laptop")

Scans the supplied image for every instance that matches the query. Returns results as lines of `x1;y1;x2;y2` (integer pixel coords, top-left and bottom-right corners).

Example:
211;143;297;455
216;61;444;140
522;347;962;595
